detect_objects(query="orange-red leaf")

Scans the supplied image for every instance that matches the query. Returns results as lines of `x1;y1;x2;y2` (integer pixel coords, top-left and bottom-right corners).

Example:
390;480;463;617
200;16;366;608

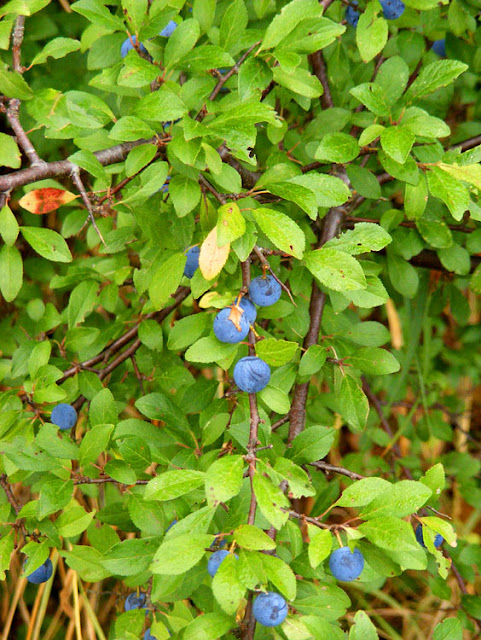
18;188;77;214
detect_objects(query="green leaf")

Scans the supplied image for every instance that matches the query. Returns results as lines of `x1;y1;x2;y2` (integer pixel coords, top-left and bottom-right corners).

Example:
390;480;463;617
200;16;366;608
348;347;400;375
273;458;315;498
272;65;323;98
135;393;189;430
89;388;117;427
21;227;72;263
308;528;332;569
405;177;428;221
259;0;321;51
109;116;156;142
234;525;277;551
324;223;392;255
349;610;379;640
205;455;244;507
404;60;468;102
71;0;125;30
121;0;147;32
380;126;415;164
144;470;205;501
288;426;335;464
102;537;159;576
164;18;200;70
291;173;351;207
167;314;210;352
150;533;214;574
387;253;419;298
351;83;390;117
0;69;33;99
134;87;187;122
356;2;388;63
38;479;73;519
255;338;299;367
68;150;107;180
0;205;19;245
30;37;80;66
336;478;392;508
427;167;469;221
0;245;23;302
216;202;246;245
345;166;381;200
56;502;96;538
185;336;238;365
0;132;21;168
304;248;366;292
261;553;297;600
338;375;369;432
183;612;233;640
169;176;201;218
298;345;327;376
68;280;98;328
433;618;462;640
259;386;291;414
360;480;432;519
358;517;419;552
212;553;245;614
79;423;114;466
315;133;359;163
177;46;234;71
0;532;14;580
253;207;305;258
219;0;248;53
149;253;185;310
252;472;290;530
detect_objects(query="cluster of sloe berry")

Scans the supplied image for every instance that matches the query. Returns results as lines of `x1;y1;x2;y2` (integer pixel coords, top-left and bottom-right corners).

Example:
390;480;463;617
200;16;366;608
184;246;282;394
120;20;177;58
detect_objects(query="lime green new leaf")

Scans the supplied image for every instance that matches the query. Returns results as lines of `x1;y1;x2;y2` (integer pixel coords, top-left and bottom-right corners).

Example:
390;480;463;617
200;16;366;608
149;253;186;310
183;613;233;640
253;207;305;258
150;533;214;574
360;480;432;519
404;60;468;102
217;202;246;245
252;472;290;529
0;132;21;168
324;223;392;255
261;553;296;600
30;37;80;66
212;553;245;614
308;528;332;569
335;478;392;508
258;0;322;51
339;375;369;432
234;525;277;551
349;610;378;640
0;69;33;99
79;424;114;466
255;338;299;366
272;65;323;98
304;248;366;292
288;426;335;464
205;455;244;507
144;470;206;501
356;2;388;63
315;133;359;163
164;18;200;70
380;126;415;164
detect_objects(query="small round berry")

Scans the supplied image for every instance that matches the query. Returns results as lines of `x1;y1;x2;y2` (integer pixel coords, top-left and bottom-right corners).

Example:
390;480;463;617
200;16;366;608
25;558;53;584
346;1;360;27
380;0;405;20
124;592;146;611
329;547;364;582
213;307;250;343
207;549;238;577
233;356;271;394
253;592;288;627
184;246;200;279
236;297;257;325
415;524;443;548
431;39;446;58
144;630;157;640
51;404;77;431
249;275;282;307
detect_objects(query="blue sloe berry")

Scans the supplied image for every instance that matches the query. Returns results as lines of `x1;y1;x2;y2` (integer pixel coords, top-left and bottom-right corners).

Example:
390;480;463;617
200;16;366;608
252;592;288;627
380;0;405;20
432;39;446;57
207;549;238;577
51;404;77;430
329;547;365;582
233;356;271;393
248;275;282;307
25;558;53;584
213;307;250;343
183;246;200;279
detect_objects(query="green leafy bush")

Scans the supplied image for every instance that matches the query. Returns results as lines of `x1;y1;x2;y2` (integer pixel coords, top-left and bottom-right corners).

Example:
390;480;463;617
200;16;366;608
0;0;480;639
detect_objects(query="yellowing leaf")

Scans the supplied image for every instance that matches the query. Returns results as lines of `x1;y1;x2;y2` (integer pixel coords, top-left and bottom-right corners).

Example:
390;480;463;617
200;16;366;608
18;188;77;214
199;227;230;280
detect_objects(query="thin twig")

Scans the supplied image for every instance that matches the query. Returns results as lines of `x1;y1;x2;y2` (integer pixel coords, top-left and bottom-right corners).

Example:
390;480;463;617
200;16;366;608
308;461;366;481
208;41;261;103
70;166;106;247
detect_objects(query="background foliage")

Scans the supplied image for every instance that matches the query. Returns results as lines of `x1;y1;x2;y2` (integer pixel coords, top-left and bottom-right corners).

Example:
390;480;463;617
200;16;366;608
1;0;481;639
